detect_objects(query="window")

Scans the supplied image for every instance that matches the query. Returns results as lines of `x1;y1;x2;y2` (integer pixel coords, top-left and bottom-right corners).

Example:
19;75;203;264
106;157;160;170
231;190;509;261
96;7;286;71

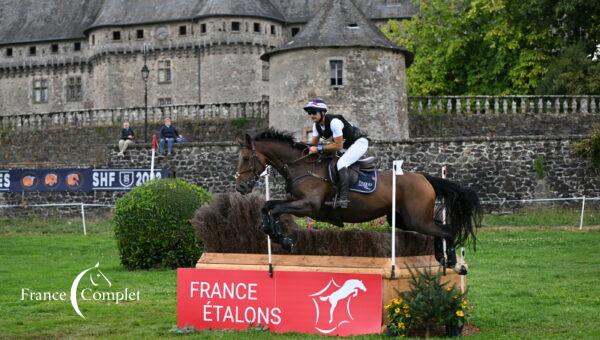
74;42;81;51
253;23;261;33
262;61;269;81
157;97;172;106
6;48;12;57
270;25;276;35
91;35;95;45
179;25;187;35
291;27;300;37
112;31;121;41
51;44;59;53
66;77;82;102
158;60;172;84
231;21;240;32
330;60;343;86
29;46;37;56
136;29;144;39
33;79;49;103
200;23;207;33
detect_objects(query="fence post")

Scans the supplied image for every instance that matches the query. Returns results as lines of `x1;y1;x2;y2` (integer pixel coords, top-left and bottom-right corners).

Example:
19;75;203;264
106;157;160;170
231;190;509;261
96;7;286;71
80;203;87;235
263;166;273;277
579;196;586;230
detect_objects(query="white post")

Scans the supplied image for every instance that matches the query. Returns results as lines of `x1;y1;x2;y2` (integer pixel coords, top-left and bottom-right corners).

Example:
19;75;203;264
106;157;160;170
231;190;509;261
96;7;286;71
579;196;586;230
441;166;448;272
262;166;273;276
391;160;404;278
150;149;156;180
460;247;466;293
80;203;87;235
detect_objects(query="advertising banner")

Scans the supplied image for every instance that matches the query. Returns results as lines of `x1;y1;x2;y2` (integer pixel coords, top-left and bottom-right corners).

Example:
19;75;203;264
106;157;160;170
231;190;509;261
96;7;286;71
91;169;166;191
0;168;168;192
177;269;382;336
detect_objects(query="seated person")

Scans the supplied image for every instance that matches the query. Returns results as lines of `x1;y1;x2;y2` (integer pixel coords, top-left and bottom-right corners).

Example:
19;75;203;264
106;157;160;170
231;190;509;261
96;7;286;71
158;117;182;156
118;121;135;156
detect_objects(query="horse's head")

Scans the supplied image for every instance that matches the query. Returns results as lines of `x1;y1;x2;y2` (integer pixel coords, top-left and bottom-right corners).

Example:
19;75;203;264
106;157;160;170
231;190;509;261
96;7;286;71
235;133;267;194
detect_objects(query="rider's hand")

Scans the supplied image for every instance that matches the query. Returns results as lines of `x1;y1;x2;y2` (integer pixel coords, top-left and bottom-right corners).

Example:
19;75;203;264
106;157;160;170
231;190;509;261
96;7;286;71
308;146;318;154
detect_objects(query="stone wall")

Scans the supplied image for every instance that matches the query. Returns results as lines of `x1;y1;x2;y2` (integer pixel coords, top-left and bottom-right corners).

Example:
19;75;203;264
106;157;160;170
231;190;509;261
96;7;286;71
3;135;598;216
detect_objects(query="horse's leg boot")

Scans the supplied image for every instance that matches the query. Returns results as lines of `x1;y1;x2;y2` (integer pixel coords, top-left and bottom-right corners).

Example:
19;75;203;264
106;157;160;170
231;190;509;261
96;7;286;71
272;219;294;252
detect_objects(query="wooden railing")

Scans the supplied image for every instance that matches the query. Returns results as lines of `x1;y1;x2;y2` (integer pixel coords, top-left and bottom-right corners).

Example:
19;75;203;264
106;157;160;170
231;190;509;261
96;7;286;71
408;95;600;115
0;101;268;130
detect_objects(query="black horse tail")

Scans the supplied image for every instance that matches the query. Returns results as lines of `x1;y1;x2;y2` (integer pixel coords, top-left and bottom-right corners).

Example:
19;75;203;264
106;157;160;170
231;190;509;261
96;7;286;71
424;174;483;249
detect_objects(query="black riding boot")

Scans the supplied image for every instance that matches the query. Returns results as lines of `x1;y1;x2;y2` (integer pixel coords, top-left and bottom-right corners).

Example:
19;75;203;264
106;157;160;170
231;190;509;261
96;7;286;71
335;167;350;209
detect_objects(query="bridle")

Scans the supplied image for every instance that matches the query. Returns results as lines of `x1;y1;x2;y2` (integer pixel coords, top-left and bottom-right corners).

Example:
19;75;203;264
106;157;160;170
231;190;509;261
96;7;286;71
235;139;262;182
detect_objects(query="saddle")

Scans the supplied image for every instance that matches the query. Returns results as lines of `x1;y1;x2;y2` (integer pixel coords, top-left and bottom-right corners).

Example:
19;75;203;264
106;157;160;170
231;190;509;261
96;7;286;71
328;156;378;194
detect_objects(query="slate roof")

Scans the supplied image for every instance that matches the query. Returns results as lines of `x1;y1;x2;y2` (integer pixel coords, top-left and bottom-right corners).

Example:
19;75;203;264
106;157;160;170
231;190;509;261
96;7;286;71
0;0;418;45
261;0;414;66
0;0;103;45
196;0;285;22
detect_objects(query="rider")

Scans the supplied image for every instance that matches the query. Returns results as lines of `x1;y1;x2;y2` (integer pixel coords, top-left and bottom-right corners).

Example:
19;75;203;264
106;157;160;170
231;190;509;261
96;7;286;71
305;98;368;209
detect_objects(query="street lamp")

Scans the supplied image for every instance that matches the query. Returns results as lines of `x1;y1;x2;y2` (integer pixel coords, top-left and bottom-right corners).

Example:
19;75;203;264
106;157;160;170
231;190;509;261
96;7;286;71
141;62;149;143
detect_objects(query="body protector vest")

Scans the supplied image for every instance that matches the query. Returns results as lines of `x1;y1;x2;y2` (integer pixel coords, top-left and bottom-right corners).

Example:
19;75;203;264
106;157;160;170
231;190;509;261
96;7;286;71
315;114;367;149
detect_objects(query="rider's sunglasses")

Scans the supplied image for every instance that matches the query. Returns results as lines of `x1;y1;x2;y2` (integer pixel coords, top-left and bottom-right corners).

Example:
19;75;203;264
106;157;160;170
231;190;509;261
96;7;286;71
306;110;319;116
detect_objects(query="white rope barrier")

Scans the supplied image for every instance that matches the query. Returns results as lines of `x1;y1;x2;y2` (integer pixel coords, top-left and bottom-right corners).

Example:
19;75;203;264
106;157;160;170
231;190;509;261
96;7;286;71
261;165;274;277
391;160;404;278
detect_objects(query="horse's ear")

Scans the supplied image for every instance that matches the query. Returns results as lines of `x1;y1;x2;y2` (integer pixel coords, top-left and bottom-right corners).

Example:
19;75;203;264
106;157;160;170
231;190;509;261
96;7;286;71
236;135;246;147
245;133;253;147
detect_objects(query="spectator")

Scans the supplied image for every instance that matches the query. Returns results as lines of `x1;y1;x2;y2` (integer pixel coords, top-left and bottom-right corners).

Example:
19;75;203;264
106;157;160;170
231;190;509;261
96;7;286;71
159;117;182;156
118;121;135;157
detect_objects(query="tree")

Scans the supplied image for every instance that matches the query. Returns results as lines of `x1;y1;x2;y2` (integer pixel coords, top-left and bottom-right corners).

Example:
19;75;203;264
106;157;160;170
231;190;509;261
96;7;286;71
383;0;600;95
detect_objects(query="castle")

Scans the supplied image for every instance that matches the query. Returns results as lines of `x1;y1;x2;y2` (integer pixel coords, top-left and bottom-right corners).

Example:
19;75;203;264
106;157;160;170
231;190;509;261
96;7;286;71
0;0;416;124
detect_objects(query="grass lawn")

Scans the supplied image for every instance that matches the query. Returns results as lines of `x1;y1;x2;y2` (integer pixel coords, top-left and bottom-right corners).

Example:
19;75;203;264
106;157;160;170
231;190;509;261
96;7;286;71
0;214;599;339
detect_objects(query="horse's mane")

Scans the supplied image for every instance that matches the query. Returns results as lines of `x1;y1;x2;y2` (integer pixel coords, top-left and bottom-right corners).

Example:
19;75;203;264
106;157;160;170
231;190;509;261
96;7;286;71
254;128;308;150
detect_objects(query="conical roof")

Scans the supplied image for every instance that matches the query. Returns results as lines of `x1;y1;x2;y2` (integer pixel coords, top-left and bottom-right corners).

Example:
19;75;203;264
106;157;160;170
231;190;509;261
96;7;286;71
197;0;285;22
261;0;413;65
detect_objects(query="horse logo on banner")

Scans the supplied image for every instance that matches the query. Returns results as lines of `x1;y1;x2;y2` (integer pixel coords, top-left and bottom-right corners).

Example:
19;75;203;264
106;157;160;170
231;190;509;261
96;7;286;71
309;278;367;334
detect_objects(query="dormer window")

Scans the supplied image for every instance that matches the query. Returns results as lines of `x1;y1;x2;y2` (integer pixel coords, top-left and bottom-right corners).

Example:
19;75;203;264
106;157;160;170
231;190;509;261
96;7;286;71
254;23;261;33
136;29;144;39
270;25;276;35
74;42;81;51
113;31;121;41
5;48;13;57
291;27;300;37
29;46;37;56
347;23;359;29
51;44;59;53
231;22;240;32
200;23;207;34
179;25;187;36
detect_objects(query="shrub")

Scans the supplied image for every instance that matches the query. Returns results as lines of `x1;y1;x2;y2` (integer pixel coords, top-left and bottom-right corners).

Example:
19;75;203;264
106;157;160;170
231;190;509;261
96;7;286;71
573;126;600;173
113;178;211;270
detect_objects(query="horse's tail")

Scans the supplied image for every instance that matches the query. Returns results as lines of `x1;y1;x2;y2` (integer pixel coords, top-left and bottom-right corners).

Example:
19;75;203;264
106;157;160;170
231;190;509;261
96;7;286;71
423;175;483;248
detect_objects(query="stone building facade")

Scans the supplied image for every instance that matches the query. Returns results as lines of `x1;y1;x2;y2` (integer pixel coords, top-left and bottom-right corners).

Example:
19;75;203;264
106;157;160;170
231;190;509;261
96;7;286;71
0;0;416;119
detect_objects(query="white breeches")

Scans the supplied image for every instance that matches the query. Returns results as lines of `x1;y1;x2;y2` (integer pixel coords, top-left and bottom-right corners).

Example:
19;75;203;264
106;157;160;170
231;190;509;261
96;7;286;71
337;137;369;170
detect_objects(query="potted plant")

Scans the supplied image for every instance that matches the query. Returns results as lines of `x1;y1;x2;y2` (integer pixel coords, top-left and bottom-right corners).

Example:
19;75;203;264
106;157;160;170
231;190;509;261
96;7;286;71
384;267;473;337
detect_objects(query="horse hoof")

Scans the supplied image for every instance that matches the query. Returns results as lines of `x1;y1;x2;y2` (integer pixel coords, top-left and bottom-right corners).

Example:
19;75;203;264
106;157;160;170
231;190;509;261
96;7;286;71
280;237;295;252
453;265;468;275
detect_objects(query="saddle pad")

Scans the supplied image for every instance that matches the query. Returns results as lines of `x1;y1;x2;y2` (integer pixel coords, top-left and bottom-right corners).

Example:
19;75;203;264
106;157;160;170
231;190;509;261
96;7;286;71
351;170;377;193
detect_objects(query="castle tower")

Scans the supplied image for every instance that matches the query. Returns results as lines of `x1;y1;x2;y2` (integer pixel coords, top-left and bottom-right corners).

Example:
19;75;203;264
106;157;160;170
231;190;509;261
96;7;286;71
261;0;413;141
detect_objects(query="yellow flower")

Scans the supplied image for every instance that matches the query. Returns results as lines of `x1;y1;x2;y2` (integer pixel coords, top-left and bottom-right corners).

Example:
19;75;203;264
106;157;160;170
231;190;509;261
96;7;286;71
395;308;401;313
404;313;411;318
456;310;465;317
447;287;453;291
384;304;391;310
397;322;405;329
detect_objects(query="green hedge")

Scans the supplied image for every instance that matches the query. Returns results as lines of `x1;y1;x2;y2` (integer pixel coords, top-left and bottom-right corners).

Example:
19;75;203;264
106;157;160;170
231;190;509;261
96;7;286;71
113;178;211;270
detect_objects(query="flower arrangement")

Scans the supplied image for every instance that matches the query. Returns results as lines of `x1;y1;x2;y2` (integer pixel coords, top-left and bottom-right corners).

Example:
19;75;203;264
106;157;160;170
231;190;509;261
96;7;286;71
385;267;473;337
384;297;412;336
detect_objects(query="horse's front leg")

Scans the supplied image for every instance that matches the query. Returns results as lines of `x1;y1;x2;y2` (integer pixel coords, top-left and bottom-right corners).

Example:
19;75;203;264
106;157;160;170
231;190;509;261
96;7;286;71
261;200;288;234
268;199;316;252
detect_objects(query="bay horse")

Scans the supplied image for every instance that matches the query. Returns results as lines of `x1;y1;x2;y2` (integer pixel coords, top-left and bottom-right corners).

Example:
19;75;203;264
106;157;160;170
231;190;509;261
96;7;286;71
235;130;482;270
